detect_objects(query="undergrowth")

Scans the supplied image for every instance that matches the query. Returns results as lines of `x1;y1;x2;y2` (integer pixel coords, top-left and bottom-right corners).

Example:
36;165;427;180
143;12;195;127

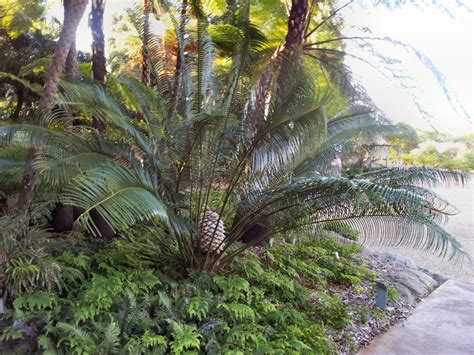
0;208;375;354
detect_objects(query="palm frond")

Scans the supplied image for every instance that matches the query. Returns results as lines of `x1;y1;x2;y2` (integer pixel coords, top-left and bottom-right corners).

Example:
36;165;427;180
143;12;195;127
62;163;168;236
362;166;469;187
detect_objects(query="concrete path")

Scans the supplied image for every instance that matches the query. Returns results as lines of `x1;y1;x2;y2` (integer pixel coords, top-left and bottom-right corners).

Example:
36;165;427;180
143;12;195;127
360;280;474;355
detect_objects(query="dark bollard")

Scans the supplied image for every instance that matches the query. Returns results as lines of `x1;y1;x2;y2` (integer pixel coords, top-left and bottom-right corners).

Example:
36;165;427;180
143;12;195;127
375;281;388;310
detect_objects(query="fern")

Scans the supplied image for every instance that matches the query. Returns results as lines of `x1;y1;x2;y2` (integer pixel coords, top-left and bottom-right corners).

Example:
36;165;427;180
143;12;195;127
267;306;307;327
225;324;267;350
170;321;202;354
187;295;209;321
97;320;121;354
0;327;24;342
218;303;256;322
213;276;250;302
57;322;97;354
141;330;168;349
37;335;58;355
13;291;58;314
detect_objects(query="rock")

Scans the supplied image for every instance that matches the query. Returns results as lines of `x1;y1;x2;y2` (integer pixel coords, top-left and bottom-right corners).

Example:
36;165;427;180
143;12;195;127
378;252;417;269
393;283;417;305
365;249;439;305
12;319;40;338
387;269;437;304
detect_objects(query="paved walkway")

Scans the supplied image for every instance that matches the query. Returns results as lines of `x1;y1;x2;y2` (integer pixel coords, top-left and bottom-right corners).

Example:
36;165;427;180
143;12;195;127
360;280;474;355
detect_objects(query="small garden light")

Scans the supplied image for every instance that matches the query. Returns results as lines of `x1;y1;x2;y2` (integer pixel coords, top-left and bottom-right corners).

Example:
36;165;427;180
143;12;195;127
376;281;388;310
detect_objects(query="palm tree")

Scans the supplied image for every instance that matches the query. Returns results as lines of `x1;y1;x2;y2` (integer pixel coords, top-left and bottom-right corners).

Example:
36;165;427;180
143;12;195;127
252;0;311;127
65;39;77;80
90;0;107;133
141;0;153;86
39;0;89;110
90;0;107;84
1;1;468;272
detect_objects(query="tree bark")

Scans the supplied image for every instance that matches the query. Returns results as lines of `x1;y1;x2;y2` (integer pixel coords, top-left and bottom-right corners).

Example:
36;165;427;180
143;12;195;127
65;38;78;80
21;0;87;211
54;8;82;232
251;0;312;129
90;0;106;84
169;0;188;119
90;0;107;133
39;0;88;110
11;83;23;121
0;78;24;121
141;0;152;86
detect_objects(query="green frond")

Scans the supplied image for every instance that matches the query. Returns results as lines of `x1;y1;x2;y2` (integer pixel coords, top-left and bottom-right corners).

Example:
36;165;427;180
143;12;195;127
0;71;43;94
169;320;202;353
362;166;469;187
61;163;168;236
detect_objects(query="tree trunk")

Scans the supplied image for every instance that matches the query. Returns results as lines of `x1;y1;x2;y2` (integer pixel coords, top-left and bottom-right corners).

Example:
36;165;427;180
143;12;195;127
90;0;107;133
39;0;88;110
169;0;188;119
0;78;24;121
54;10;81;232
251;0;312;129
236;0;313;244
90;0;106;84
21;0;87;211
65;38;78;80
141;0;152;86
11;83;23;121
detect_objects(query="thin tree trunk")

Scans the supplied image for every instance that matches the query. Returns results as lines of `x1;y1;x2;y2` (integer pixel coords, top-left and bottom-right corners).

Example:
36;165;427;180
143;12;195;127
39;0;88;110
169;0;188;119
55;10;81;231
251;0;312;130
23;0;87;210
11;83;23;121
224;0;239;26
0;78;24;121
141;0;152;86
90;0;107;133
65;38;78;80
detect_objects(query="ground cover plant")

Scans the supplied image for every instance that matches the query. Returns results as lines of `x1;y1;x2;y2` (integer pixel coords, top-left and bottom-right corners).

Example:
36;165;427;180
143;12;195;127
1;204;384;353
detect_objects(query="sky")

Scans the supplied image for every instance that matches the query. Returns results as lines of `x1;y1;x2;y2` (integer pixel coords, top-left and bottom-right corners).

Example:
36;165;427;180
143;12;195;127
48;0;473;136
340;2;473;136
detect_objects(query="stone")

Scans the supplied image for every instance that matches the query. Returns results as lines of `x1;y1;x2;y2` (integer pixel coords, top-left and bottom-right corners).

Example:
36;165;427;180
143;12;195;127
387;269;437;304
378;252;417;269
392;283;416;305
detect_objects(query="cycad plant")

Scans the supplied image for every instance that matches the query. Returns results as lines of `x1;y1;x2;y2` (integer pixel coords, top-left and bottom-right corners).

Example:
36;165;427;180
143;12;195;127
0;1;468;272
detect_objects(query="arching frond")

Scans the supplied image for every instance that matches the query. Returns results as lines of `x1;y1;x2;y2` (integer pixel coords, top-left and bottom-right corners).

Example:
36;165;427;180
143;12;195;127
62;163;168;236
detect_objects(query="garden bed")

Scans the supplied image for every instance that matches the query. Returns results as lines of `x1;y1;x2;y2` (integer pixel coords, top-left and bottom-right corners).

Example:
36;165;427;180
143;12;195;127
0;224;445;354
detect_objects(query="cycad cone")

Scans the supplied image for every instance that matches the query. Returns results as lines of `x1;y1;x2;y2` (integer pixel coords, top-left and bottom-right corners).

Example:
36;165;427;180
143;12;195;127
199;211;226;254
